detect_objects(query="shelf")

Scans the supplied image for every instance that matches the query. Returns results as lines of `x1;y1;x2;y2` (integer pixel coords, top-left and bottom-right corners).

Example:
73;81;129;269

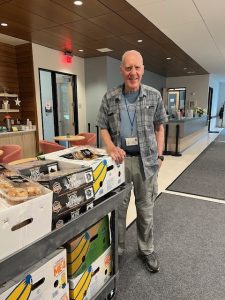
0;93;18;97
0;183;131;286
0;109;19;113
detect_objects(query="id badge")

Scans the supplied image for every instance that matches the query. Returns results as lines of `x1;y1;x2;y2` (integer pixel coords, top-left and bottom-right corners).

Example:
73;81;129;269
125;137;138;146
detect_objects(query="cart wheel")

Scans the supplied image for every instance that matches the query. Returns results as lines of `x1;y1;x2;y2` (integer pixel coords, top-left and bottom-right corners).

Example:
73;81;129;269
107;288;116;299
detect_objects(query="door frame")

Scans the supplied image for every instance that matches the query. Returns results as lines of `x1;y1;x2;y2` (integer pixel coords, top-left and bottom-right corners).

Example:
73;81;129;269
207;86;219;133
39;68;78;139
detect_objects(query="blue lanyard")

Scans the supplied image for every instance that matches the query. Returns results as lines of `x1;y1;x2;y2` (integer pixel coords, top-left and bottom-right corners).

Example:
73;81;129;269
124;97;137;136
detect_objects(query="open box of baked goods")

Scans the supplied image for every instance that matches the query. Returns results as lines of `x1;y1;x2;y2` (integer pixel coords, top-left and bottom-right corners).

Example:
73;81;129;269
0;175;46;205
0;175;53;260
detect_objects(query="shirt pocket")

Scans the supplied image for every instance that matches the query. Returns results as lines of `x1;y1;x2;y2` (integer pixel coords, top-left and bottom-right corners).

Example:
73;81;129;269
143;105;155;133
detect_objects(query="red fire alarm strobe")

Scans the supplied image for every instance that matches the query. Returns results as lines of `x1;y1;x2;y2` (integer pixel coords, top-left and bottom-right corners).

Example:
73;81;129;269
64;50;73;63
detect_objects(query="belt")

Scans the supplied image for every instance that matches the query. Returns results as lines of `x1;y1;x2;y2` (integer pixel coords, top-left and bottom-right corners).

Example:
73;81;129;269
125;151;140;157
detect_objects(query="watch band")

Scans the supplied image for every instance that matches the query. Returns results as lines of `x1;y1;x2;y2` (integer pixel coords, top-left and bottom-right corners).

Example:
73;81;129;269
158;155;164;161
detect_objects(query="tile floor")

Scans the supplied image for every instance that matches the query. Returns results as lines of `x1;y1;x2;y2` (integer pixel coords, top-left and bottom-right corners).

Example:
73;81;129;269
126;128;223;226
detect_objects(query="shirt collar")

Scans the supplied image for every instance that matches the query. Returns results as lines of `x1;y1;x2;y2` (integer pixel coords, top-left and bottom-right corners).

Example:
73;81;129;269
116;84;146;102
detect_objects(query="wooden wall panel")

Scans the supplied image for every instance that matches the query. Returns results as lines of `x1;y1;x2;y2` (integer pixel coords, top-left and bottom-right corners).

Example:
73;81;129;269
0;42;21;124
16;43;38;151
0;42;19;93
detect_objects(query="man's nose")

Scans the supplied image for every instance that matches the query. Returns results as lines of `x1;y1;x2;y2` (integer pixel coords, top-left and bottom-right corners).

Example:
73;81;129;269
130;66;136;73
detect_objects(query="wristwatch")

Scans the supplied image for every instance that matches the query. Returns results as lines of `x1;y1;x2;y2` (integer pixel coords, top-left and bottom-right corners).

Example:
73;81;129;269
158;155;164;162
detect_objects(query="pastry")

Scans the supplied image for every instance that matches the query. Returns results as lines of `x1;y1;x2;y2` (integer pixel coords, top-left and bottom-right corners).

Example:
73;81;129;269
27;186;42;196
6;187;28;202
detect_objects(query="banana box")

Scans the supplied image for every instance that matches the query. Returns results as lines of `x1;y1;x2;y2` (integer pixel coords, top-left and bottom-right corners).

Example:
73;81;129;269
0;248;69;300
42;146;125;200
0;187;53;260
69;246;112;300
64;215;110;278
11;159;59;181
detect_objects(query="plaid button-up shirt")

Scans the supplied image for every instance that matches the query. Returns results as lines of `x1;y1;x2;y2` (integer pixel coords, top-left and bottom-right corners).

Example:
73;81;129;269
97;84;167;178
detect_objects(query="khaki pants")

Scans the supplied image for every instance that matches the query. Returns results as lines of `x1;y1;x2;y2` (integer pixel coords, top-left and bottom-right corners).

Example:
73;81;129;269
118;156;158;255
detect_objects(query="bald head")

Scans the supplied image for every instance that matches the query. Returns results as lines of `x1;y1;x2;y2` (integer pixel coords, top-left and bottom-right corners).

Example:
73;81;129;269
121;50;143;66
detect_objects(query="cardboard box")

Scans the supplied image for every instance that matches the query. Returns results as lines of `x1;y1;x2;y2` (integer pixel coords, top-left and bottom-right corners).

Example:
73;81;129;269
52;200;94;230
37;168;93;198
11;159;59;181
0;187;53;260
52;184;94;230
0;249;69;300
36;168;94;230
69;246;112;300
65;215;110;278
0;164;18;177
42;146;125;200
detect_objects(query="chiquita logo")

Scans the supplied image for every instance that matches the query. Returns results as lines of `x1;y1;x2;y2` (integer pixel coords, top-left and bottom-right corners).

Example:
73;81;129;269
92;160;107;194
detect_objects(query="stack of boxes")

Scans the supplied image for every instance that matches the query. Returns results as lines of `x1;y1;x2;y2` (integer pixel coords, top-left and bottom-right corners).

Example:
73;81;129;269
64;216;112;300
12;159;95;229
0;146;125;299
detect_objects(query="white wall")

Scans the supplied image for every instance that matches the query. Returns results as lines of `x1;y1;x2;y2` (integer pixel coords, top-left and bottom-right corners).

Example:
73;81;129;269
142;69;166;92
166;75;210;111
85;56;107;133
106;56;122;90
32;43;86;140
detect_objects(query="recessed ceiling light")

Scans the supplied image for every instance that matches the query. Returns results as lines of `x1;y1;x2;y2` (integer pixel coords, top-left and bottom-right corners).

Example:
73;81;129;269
1;23;8;27
96;48;113;53
78;49;84;52
74;1;83;5
166;57;172;60
187;71;196;74
137;39;143;43
183;67;187;70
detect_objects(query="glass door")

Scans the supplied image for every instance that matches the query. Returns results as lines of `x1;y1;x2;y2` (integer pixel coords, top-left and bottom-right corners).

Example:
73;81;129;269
56;73;76;136
39;69;78;141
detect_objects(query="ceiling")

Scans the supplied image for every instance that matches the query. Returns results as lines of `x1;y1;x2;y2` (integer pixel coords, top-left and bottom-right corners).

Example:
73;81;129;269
127;0;225;77
0;0;211;77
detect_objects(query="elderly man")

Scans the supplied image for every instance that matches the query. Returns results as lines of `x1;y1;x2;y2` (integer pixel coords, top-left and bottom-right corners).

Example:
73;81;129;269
97;50;167;273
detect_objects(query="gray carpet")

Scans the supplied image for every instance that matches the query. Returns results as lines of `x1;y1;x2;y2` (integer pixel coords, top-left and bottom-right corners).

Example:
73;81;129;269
116;193;225;300
166;142;225;200
215;128;225;142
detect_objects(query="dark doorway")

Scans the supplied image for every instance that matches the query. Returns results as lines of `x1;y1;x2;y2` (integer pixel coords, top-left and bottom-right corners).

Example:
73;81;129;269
207;86;219;133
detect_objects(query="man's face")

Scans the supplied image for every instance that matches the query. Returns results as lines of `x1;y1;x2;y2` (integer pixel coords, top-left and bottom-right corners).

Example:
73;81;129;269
120;52;144;92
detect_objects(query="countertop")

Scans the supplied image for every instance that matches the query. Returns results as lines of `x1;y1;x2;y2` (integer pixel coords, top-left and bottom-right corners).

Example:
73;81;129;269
167;115;207;123
0;129;36;135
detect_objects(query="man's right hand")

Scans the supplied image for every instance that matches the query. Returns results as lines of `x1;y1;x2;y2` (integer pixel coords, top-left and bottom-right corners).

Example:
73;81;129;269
106;145;126;164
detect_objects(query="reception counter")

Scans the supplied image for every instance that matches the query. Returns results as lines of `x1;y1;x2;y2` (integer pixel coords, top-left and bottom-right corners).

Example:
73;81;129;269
164;115;208;153
0;130;36;158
